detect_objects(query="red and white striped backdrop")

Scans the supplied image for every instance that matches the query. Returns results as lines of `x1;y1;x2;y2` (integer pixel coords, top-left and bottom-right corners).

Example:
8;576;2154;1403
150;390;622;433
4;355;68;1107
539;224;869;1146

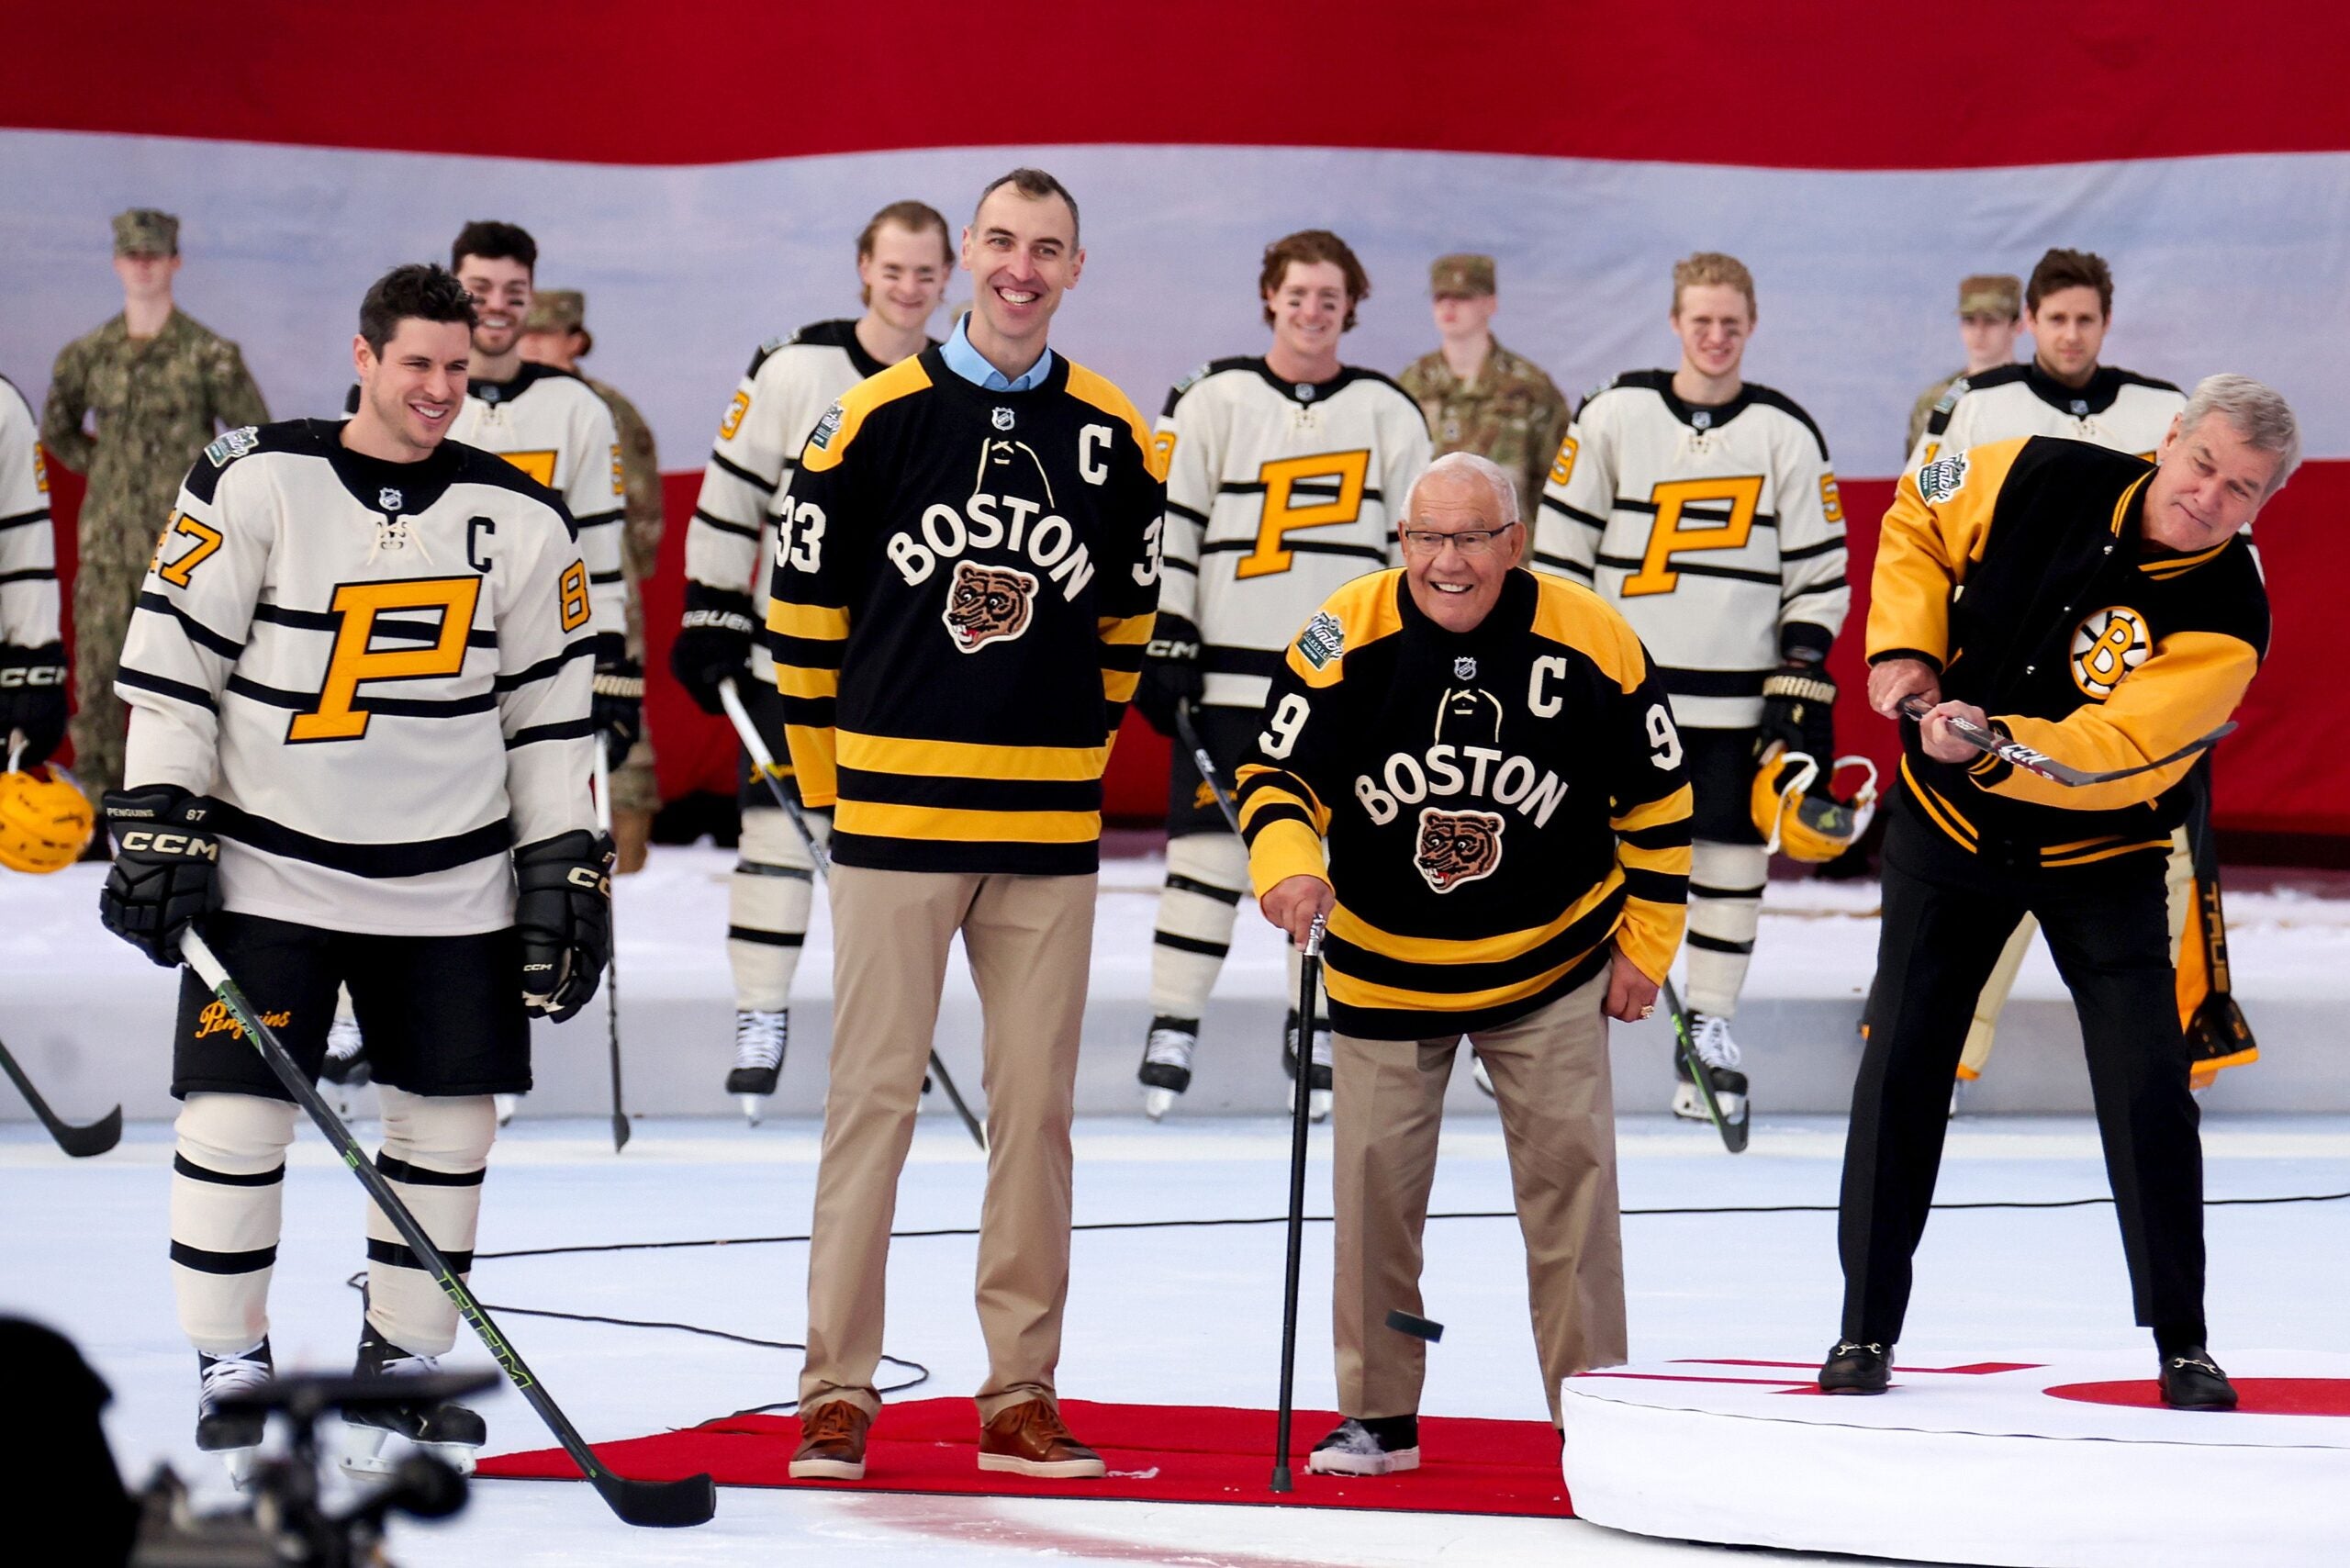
6;5;2344;836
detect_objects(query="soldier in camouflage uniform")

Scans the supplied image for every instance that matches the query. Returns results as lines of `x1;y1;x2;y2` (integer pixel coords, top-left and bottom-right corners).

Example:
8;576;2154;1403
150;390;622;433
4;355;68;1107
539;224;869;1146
1397;254;1571;517
40;209;269;809
519;288;662;871
1904;273;2021;454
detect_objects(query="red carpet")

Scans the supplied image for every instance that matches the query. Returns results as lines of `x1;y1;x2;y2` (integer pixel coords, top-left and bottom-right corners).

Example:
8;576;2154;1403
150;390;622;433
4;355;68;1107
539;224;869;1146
478;1397;1571;1517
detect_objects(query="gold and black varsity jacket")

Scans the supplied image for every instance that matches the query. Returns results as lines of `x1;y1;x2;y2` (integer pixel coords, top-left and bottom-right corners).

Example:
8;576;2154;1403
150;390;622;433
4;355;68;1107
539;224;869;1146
1869;436;2268;867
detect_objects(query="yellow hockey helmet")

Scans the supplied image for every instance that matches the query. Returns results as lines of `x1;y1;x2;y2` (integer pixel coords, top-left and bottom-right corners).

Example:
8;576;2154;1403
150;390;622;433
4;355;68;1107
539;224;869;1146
1751;744;1879;864
0;764;96;874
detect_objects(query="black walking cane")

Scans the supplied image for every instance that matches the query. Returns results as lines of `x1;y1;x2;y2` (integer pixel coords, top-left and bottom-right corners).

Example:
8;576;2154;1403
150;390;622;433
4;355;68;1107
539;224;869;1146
1270;911;1327;1493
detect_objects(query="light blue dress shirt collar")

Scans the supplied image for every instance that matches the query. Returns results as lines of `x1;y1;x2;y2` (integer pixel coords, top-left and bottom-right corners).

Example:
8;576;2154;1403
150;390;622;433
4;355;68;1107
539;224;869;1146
940;315;1054;392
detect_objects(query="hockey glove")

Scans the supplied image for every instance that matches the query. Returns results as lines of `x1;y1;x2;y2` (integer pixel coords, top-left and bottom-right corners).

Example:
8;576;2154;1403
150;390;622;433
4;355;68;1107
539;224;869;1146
98;785;221;966
669;585;757;716
0;642;69;767
514;829;612;1022
1134;614;1204;738
591;657;644;770
1757;655;1838;764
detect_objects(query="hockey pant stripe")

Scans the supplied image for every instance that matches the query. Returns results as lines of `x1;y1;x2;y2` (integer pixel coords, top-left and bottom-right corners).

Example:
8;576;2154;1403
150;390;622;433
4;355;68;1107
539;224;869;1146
1151;834;1249;1021
731;807;823;1013
1684;842;1767;1020
364;1087;496;1358
172;1092;297;1355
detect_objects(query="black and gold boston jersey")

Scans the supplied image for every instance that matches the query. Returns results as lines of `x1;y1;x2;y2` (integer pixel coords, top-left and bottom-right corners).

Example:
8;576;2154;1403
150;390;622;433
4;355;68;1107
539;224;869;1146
0;375;58;655
117;419;596;933
1237;567;1693;1039
1158;359;1429;712
1909;362;2184;470
1871;437;2268;862
767;347;1165;875
1536;371;1847;732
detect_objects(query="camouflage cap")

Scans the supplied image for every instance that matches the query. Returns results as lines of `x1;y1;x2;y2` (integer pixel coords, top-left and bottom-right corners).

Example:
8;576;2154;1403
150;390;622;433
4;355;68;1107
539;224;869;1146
524;288;586;335
1958;273;2022;318
1429;253;1496;297
112;208;180;257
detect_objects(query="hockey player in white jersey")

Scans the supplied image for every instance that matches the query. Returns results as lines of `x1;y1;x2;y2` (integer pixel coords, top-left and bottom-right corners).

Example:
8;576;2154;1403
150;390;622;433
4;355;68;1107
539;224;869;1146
99;264;610;1483
1133;230;1429;1119
1900;247;2192;1106
0;373;66;767
668;200;951;1119
1536;252;1849;1124
1910;248;2184;469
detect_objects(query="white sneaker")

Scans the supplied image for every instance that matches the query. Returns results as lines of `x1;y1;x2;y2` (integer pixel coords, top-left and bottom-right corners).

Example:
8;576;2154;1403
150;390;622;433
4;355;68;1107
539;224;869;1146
1307;1415;1420;1476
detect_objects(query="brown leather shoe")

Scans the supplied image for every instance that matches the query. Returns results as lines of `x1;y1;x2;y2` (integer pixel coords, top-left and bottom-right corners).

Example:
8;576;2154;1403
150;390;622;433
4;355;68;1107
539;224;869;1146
789;1399;871;1480
978;1398;1105;1478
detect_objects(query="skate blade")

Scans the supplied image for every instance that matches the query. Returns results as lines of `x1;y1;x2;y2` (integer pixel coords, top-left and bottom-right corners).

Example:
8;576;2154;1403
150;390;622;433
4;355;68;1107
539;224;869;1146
493;1093;518;1126
341;1421;478;1478
1470;1059;1495;1099
1143;1086;1177;1121
1288;1082;1334;1122
218;1446;262;1489
739;1094;765;1126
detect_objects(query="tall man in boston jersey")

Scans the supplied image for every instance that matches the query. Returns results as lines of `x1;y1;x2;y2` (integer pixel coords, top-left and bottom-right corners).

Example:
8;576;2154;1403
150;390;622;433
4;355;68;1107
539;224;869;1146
1536;252;1846;1124
1824;376;2291;1409
98;265;610;1480
1903;248;2201;1102
1244;454;1690;1469
1133;230;1429;1121
0;372;67;768
773;171;1163;1484
670;200;951;1114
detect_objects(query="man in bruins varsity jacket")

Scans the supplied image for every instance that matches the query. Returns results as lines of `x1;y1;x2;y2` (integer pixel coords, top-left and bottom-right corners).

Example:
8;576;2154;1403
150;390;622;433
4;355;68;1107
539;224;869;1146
1243;453;1691;1471
772;170;1163;1484
1824;375;2297;1411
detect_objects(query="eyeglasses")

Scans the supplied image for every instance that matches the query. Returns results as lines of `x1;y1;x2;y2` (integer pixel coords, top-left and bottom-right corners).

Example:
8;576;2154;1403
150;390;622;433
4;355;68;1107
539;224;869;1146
1399;522;1518;556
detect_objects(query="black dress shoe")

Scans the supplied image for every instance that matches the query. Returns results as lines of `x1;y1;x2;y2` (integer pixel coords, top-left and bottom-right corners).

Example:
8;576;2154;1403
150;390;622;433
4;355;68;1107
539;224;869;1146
2159;1348;2239;1410
1819;1339;1891;1394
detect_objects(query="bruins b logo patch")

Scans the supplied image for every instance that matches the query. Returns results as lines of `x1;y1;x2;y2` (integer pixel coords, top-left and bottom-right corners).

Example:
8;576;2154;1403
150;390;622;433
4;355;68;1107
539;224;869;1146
2070;605;2151;698
1414;806;1505;893
942;559;1038;652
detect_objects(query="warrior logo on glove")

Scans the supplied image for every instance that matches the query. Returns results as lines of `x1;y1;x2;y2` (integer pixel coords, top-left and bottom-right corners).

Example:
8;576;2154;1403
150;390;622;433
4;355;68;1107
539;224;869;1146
941;559;1037;652
1415;806;1505;893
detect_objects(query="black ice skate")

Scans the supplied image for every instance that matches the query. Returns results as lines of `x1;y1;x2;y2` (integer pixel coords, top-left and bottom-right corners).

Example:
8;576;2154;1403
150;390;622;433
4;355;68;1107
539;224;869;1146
1306;1414;1420;1476
2159;1347;2239;1410
1671;1009;1751;1153
196;1338;274;1486
726;1008;789;1125
1138;1014;1200;1121
1281;1008;1334;1123
1818;1338;1891;1394
343;1319;487;1477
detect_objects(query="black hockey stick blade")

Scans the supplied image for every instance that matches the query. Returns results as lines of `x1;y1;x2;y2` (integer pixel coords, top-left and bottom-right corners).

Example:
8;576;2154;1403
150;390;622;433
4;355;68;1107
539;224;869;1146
0;1036;123;1158
1173;700;1247;838
1662;980;1746;1154
1895;696;2235;786
179;929;715;1528
929;1049;988;1152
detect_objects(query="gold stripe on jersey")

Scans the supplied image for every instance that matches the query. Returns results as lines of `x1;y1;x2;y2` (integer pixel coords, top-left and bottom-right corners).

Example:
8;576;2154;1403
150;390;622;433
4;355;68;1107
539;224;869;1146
1329;868;1620;969
1866;438;2028;667
778;665;837;700
1325;912;1617;1015
2140;539;2230;579
1283;571;1407;689
1528;573;1659;691
768;600;850;642
1901;756;1980;850
798;356;934;474
1068;364;1167;480
837;729;1110;782
1615;784;1695;836
834;801;1101;844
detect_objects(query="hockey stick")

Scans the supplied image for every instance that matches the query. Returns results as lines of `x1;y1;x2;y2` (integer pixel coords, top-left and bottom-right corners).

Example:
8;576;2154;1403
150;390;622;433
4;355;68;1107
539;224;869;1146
591;745;631;1154
1270;911;1326;1495
1662;978;1746;1155
0;1035;122;1158
715;679;987;1153
2182;760;2255;1070
177;927;715;1529
1896;696;2234;787
1172;700;1246;838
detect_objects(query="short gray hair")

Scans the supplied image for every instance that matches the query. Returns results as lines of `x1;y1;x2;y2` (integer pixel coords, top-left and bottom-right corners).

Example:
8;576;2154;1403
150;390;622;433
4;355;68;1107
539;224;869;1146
2181;374;2301;498
1404;451;1520;526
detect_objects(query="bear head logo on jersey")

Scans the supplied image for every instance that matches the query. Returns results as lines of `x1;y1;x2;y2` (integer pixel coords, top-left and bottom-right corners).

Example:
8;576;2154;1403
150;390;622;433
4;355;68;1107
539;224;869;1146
1415;806;1505;893
942;559;1039;652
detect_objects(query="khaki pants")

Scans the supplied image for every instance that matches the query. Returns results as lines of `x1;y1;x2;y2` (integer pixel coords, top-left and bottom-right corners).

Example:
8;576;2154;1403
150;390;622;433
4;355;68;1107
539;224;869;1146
800;863;1096;1422
1332;969;1627;1429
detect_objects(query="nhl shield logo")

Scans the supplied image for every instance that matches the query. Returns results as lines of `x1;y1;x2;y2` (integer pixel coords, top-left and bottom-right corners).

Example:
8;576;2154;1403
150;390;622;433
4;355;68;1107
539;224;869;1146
378;487;404;513
1453;655;1479;681
991;406;1015;431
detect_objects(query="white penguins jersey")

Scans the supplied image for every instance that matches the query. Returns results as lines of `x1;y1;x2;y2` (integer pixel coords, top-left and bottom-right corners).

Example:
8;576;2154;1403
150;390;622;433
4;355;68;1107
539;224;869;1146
1536;371;1847;732
117;419;596;935
1908;362;2184;469
0;375;59;651
1158;358;1429;711
685;320;910;680
447;364;628;659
